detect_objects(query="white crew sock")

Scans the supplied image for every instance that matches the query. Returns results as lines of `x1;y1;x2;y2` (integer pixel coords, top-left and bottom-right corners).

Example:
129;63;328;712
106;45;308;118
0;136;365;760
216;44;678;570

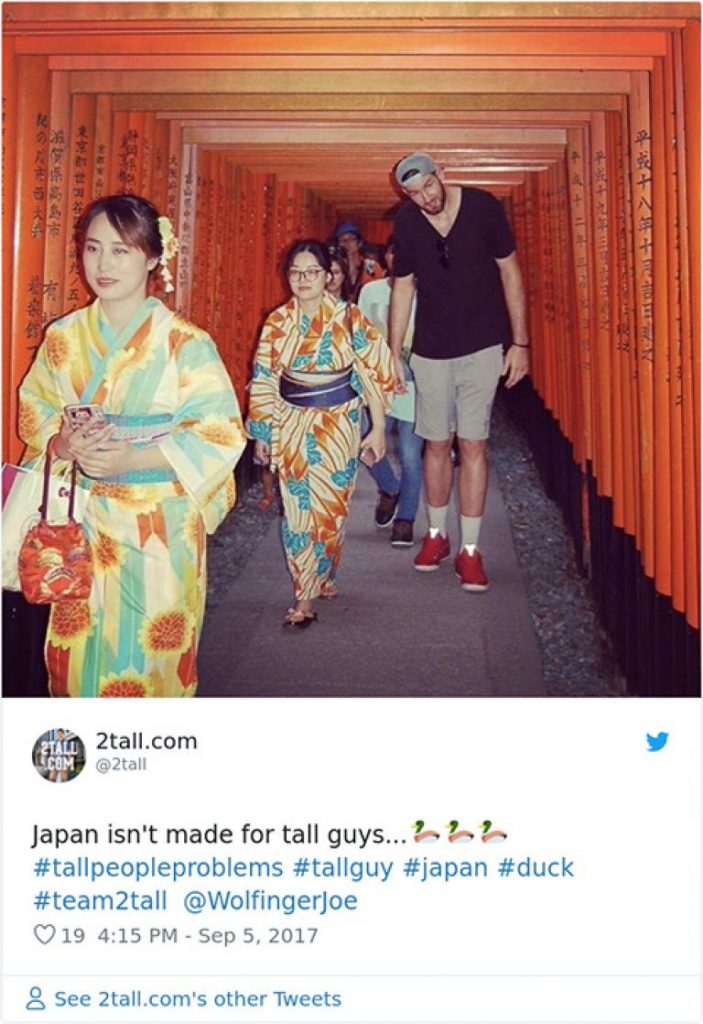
460;515;482;551
427;505;449;537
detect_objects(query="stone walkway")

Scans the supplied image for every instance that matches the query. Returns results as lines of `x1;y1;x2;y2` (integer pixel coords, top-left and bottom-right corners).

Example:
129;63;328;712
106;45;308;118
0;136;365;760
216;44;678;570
198;461;545;697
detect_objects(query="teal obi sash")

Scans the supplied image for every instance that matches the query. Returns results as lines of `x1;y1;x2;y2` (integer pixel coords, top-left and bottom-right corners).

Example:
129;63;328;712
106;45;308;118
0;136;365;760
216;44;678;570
86;413;178;484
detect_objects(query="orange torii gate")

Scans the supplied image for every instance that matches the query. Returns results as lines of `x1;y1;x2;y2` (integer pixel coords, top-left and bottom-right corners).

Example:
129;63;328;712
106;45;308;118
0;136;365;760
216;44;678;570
2;2;700;694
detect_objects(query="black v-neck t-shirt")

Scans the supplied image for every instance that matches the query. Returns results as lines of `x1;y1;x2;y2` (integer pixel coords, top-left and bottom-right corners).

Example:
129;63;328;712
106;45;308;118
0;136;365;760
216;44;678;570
393;187;516;359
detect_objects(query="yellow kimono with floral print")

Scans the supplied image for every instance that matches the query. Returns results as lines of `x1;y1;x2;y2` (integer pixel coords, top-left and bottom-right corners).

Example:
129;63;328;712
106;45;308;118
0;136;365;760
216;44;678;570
247;293;393;601
19;297;246;697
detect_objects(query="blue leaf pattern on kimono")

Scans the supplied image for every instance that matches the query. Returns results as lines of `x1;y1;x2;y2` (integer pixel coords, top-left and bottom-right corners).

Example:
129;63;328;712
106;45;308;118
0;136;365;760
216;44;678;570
292;352;314;369
350;368;364;396
316;555;332;577
283;519;311;556
306;432;323;465
247;418;272;444
253;361;273;379
287;476;311;511
313;541;326;557
330;458;358;488
352;328;366;352
317;329;334;367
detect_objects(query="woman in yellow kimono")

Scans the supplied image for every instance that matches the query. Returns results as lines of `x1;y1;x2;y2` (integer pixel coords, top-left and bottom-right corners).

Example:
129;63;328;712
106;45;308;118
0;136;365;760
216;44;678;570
247;239;394;628
19;194;246;697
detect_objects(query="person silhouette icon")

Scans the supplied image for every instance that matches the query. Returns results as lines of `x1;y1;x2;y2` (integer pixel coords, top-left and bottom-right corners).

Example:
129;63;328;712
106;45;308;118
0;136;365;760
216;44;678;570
25;986;46;1011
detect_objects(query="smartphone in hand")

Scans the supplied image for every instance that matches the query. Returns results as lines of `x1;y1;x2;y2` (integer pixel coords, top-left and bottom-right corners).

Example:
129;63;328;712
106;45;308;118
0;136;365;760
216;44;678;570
64;403;107;435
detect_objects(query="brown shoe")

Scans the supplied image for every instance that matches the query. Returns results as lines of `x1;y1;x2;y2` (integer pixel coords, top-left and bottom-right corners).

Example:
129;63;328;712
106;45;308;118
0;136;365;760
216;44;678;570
375;490;399;528
390;519;414;547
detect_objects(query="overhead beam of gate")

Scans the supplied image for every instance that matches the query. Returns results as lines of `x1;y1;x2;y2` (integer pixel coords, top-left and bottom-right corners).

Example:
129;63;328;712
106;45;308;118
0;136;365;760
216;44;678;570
68;68;635;94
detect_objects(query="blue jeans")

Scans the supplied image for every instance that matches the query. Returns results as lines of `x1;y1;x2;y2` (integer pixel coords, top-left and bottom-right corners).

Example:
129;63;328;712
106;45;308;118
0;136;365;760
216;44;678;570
363;411;424;522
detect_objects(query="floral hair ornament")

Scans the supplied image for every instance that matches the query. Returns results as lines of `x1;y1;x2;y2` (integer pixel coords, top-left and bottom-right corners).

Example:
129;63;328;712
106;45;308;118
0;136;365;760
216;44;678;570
157;215;179;293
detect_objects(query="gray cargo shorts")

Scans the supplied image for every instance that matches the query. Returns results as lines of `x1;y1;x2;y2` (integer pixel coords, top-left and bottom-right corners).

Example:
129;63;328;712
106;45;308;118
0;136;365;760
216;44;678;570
409;345;504;441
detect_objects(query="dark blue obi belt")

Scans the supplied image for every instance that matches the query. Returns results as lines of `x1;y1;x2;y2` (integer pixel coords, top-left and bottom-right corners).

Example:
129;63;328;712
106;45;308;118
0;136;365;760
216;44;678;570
280;367;356;408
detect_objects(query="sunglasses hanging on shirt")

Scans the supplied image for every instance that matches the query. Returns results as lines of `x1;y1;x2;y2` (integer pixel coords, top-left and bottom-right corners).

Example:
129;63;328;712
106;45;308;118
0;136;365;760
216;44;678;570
436;239;450;269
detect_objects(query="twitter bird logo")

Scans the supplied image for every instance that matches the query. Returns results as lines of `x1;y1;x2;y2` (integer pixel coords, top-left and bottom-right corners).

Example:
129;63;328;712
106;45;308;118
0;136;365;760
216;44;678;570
646;732;669;752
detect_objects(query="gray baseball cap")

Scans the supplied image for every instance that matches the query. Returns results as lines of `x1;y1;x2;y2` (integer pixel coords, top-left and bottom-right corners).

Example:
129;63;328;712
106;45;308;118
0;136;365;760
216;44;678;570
394;152;437;187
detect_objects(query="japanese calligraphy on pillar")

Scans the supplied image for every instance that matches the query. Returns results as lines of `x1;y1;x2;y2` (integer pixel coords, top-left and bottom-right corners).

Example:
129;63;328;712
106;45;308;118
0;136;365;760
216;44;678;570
46;126;65;242
141;122;152;198
615;111;633;363
118;127;138;194
26;112;49;346
567;136;592;368
232;166;246;362
553;177;570;340
204;169;216;329
176;143;196;314
31;113;48;242
167;154;179;223
628;70;656;579
65;110;93;311
191;157;209;326
92;95;113;199
663;65;683;411
589;112;614;495
566;129;594;464
592;148;610;334
94;142;107;196
213;163;225;335
148;120;170;213
632;124;654;366
540;178;555;330
523;183;538;311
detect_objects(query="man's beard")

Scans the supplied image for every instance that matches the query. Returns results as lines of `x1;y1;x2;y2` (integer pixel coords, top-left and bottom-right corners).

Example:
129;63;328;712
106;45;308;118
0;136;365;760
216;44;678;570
422;181;446;214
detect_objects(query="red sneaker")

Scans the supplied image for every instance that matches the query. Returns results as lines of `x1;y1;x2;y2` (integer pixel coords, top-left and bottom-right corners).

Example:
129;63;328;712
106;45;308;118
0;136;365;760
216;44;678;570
454;546;489;591
414;530;451;572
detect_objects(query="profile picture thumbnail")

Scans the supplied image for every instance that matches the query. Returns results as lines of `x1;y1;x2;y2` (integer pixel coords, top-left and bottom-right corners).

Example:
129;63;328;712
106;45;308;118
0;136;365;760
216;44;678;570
32;728;86;783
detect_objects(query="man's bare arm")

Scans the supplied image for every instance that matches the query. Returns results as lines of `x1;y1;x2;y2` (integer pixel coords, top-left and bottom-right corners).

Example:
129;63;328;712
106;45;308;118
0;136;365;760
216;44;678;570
389;273;415;393
496;251;529;389
496;251;528;347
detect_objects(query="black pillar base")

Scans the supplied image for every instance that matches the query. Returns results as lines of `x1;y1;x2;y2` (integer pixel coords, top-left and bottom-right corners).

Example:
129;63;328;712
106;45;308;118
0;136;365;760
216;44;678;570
2;591;50;696
501;382;700;697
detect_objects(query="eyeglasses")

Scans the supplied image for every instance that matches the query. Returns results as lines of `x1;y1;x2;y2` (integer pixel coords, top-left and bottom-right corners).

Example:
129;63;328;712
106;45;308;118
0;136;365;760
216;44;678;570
288;267;326;282
436;239;450;269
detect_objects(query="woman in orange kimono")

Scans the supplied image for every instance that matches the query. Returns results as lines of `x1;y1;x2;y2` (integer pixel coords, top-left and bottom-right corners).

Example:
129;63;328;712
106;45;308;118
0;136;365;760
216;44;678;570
247;239;394;628
19;194;246;697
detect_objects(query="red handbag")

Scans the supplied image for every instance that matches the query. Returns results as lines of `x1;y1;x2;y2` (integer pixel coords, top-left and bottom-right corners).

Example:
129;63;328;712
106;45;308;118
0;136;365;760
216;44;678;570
18;448;93;604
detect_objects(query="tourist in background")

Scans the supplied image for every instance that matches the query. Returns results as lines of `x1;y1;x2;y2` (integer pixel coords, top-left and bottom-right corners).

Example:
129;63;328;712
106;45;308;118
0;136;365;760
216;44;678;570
358;236;424;547
334;220;384;302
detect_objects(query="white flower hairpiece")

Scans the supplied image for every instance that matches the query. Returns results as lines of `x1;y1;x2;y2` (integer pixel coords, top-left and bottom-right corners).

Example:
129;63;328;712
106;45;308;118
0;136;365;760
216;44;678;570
157;215;179;293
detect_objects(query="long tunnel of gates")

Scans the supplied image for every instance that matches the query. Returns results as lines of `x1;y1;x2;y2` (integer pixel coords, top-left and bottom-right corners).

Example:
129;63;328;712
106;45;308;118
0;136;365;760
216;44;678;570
2;2;700;696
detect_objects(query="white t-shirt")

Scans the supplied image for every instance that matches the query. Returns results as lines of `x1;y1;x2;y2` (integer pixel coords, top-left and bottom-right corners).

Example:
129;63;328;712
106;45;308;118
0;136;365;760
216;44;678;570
357;278;416;360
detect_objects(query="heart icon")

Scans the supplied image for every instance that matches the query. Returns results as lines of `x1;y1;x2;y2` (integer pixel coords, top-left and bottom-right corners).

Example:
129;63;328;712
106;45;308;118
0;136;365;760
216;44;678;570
34;924;56;945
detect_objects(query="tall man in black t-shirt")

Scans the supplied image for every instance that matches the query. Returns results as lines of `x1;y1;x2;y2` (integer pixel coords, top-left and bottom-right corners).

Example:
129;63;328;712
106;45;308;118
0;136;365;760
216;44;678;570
389;152;529;591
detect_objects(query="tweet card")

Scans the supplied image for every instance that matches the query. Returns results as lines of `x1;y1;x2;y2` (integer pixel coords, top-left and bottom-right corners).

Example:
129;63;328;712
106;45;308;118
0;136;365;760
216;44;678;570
1;697;700;1023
